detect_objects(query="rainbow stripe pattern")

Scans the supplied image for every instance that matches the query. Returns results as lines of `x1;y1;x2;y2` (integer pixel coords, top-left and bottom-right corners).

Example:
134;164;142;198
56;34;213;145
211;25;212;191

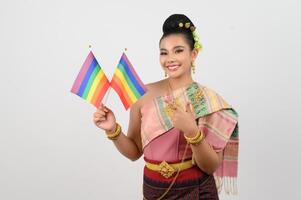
71;51;110;108
111;53;147;110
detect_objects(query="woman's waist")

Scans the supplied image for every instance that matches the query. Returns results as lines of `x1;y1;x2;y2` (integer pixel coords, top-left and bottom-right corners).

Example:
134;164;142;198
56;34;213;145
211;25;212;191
143;157;207;184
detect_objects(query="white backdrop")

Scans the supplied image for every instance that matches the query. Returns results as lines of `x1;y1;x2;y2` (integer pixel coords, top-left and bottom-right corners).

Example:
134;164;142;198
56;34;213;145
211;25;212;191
0;0;300;199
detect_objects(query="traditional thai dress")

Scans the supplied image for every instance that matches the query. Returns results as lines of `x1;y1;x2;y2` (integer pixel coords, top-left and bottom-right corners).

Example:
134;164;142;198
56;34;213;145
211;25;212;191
141;82;239;200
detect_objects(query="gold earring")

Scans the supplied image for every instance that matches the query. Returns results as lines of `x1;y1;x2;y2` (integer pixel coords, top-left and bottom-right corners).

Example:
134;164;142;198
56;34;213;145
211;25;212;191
192;62;196;74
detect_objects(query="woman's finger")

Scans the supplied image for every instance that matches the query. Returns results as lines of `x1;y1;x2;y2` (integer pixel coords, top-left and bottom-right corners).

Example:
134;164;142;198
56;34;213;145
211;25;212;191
174;103;185;112
93;118;99;124
98;116;106;121
99;103;110;112
94;110;106;116
94;115;106;122
185;102;192;113
96;121;103;127
97;106;106;112
103;106;109;112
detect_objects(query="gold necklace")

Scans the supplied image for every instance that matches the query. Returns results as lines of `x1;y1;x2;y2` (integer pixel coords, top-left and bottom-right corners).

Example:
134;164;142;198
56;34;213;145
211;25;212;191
164;79;187;117
167;79;175;104
166;79;193;108
166;79;179;112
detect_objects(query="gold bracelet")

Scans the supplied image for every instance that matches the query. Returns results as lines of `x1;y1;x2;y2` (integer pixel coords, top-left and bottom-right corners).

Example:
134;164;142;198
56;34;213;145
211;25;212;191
184;130;204;145
106;123;122;140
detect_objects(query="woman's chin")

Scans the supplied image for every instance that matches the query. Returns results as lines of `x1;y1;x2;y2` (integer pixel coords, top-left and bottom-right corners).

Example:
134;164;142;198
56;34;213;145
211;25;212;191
167;73;182;79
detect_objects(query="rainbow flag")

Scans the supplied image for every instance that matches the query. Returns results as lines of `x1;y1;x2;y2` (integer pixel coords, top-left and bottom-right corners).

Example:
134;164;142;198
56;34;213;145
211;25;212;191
111;53;147;110
71;51;110;108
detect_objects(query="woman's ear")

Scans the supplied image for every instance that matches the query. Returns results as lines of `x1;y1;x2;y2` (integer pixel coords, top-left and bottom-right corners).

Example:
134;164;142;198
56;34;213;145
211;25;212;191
191;48;199;61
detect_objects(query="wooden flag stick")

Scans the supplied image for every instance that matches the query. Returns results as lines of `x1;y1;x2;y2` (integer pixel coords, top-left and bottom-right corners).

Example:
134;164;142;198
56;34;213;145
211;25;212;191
103;87;112;105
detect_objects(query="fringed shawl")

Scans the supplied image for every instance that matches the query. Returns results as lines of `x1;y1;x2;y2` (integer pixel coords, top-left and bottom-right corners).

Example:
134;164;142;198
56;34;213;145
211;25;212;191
140;82;239;195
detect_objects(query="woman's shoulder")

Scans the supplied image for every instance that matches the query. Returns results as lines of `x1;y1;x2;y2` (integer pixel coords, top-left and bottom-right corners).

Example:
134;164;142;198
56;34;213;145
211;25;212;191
142;79;167;98
145;79;166;91
132;79;166;110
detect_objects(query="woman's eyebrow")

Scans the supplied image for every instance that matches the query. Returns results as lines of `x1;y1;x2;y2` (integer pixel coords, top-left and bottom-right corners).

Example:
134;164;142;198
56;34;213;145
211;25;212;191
173;45;185;49
160;46;185;51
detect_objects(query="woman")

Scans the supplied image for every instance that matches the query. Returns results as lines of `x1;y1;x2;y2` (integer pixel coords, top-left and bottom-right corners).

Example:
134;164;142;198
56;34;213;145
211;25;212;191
93;14;239;200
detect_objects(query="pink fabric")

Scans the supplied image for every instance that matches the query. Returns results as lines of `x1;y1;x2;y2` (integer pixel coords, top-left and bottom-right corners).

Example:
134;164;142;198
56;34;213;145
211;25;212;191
215;151;238;177
198;110;237;152
143;110;237;164
140;101;169;148
197;110;238;178
143;128;192;162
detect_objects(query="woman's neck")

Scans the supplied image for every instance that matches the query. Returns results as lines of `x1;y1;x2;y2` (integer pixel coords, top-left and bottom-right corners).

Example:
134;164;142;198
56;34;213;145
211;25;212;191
167;76;194;91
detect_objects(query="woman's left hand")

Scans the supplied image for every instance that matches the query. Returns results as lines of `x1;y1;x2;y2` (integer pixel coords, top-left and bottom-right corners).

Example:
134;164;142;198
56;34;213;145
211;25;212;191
170;102;199;134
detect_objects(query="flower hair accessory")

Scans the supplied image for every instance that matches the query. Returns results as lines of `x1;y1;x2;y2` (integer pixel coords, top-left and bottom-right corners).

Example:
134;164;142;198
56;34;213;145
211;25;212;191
178;22;202;51
192;30;202;50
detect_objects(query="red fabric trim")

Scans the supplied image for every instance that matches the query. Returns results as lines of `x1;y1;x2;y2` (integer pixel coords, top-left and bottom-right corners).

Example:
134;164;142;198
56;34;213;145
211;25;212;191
144;157;192;164
143;165;205;183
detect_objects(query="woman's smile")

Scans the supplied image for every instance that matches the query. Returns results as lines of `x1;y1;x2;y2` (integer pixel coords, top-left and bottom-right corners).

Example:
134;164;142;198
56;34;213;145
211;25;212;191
166;63;181;71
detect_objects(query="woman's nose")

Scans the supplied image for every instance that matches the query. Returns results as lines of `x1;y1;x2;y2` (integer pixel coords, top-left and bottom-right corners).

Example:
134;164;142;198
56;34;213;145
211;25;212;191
166;54;176;63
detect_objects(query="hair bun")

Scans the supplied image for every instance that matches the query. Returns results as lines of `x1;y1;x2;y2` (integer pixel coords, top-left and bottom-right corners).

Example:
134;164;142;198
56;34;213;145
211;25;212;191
162;14;195;34
160;14;201;51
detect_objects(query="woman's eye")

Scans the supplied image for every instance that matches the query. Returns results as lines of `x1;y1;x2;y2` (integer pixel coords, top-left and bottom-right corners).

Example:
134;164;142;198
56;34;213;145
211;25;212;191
160;52;167;55
175;49;183;54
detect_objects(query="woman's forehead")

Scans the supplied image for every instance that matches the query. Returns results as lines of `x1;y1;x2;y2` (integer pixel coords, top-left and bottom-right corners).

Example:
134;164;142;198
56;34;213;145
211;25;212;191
160;34;188;49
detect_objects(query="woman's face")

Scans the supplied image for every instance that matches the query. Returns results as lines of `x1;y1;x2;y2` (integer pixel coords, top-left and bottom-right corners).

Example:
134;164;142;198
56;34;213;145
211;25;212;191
159;34;198;79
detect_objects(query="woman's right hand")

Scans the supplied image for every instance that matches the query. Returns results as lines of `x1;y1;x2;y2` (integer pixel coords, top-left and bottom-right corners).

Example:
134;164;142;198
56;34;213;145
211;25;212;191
93;103;117;133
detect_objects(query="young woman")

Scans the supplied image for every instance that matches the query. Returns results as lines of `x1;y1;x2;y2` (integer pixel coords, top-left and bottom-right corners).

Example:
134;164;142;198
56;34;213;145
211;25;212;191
93;14;239;200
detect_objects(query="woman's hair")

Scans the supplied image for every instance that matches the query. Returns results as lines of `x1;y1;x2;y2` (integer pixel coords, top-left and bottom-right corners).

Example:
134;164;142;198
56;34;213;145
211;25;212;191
160;14;195;50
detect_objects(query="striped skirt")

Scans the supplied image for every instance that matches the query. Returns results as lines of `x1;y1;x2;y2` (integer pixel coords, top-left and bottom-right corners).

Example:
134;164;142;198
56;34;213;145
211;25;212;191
143;165;219;200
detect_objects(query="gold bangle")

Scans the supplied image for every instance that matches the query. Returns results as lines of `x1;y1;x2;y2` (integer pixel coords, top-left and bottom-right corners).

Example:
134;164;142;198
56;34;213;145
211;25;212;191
184;130;204;145
184;129;201;141
106;123;122;140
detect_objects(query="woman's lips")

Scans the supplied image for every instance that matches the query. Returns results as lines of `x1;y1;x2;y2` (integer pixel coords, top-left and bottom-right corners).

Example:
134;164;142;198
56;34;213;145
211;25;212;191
166;64;180;71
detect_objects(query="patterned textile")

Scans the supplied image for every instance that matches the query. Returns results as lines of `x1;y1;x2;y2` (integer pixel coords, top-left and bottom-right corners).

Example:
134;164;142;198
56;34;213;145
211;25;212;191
143;166;219;200
141;82;239;195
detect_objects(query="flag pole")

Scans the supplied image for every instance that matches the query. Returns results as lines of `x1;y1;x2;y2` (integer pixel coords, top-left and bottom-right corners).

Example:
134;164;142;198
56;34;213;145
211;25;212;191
103;87;111;105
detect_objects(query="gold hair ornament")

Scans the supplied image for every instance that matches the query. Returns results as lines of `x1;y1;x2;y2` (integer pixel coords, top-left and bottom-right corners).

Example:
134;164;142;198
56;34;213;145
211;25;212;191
178;22;202;51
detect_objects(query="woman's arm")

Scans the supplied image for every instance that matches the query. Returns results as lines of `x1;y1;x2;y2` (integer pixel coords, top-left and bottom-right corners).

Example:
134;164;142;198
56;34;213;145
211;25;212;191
185;127;222;174
93;102;143;161
171;103;222;174
110;102;143;161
